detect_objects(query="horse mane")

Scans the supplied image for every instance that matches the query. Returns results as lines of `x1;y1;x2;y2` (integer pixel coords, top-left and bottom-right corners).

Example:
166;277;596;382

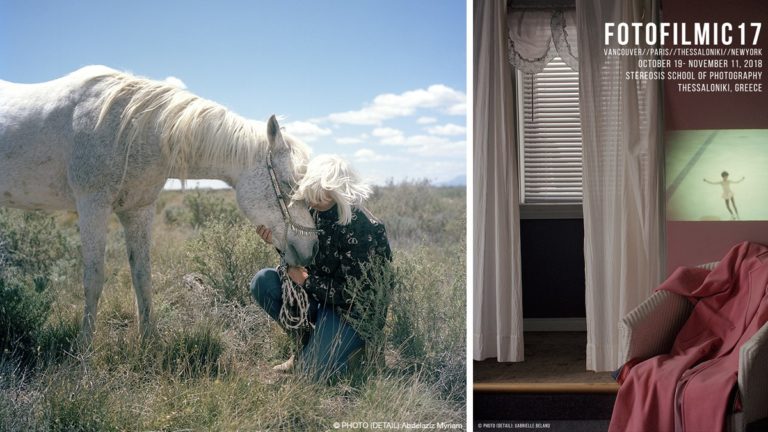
94;69;309;182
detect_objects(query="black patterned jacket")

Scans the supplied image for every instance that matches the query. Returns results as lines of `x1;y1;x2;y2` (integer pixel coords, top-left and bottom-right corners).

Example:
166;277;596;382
303;205;392;341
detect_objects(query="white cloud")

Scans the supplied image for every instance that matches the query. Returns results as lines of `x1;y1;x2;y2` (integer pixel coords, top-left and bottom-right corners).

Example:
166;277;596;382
426;123;466;136
371;127;402;138
404;135;450;146
354;148;396;162
335;137;364;145
417;116;438;124
164;76;187;89
406;140;466;157
375;131;450;148
354;148;377;159
371;128;464;149
371;127;405;145
283;121;332;143
446;102;466;116
327;84;466;125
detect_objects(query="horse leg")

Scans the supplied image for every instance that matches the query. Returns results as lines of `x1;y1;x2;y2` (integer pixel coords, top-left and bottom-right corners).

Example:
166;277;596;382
76;195;111;347
117;205;155;339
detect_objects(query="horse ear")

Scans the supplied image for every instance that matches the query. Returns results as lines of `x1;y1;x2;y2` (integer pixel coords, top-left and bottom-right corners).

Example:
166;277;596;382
267;115;288;152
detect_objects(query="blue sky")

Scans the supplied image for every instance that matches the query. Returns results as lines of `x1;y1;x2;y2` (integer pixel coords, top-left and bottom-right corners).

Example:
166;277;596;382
0;0;467;187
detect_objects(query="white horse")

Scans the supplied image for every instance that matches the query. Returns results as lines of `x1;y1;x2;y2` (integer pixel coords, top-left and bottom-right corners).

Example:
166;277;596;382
0;66;319;343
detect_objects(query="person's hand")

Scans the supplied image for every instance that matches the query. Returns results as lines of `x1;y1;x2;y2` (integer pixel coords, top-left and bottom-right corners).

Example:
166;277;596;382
287;266;308;285
256;225;273;244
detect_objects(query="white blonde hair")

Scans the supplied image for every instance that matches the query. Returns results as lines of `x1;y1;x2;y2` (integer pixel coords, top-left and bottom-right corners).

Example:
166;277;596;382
293;155;371;225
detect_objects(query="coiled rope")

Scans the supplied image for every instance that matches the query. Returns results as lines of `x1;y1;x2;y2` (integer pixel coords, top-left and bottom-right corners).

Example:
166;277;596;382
277;263;314;330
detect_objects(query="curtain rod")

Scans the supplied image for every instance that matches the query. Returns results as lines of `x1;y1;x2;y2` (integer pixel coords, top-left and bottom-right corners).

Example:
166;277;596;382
507;0;575;9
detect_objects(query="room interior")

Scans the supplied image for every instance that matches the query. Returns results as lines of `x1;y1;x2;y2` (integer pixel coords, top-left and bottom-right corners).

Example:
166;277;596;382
473;0;768;431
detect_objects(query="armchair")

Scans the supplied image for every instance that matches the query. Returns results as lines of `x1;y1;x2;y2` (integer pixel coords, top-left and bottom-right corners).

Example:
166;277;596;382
618;263;768;432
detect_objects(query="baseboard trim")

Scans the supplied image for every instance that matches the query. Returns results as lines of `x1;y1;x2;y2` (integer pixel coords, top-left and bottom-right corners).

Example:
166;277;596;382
523;318;586;332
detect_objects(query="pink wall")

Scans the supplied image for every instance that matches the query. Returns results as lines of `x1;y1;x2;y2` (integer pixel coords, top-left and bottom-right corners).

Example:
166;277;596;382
667;222;768;269
664;0;768;272
663;0;768;131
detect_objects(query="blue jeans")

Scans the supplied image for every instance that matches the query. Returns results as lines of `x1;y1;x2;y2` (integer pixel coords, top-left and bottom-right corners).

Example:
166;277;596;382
250;268;365;380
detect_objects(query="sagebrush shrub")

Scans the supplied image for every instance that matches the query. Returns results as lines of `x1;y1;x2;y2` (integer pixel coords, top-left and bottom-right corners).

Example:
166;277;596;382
387;244;466;402
36;315;80;365
183;190;243;228
0;276;52;360
0;208;77;288
188;221;279;304
162;204;189;227
368;181;465;248
342;257;397;347
0;209;78;362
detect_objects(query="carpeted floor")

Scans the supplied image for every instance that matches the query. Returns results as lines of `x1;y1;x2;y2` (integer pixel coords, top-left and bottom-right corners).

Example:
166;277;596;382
474;332;617;430
474;332;615;384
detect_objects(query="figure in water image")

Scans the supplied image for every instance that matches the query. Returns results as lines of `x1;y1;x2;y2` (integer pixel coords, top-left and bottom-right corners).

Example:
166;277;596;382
703;171;745;220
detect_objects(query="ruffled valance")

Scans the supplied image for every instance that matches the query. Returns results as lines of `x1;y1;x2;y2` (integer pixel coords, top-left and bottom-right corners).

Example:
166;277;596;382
507;9;578;73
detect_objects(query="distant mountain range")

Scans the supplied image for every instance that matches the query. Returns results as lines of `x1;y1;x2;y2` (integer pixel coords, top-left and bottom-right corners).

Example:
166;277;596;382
438;175;466;187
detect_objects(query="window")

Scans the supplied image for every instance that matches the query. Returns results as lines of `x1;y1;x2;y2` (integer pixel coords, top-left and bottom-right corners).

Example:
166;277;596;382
516;57;583;218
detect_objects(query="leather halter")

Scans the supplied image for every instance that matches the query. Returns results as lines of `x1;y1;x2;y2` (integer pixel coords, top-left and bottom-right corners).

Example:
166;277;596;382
266;151;320;237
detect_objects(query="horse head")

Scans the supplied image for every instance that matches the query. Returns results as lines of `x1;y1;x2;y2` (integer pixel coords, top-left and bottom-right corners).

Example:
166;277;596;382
235;116;318;266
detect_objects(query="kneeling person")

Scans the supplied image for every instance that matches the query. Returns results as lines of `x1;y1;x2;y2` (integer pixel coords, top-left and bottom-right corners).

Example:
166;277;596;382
250;155;392;380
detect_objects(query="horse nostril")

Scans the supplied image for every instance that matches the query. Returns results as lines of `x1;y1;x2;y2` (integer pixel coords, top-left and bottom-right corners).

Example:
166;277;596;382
286;242;317;266
287;243;299;262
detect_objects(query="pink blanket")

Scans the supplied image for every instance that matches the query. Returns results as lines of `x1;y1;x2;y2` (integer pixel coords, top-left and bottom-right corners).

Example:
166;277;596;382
609;241;768;432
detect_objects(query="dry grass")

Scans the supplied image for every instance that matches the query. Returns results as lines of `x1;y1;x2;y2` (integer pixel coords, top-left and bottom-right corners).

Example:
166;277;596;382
0;182;466;431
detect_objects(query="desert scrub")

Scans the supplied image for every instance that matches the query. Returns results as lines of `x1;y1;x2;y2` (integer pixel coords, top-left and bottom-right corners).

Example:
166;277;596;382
35;314;80;365
349;374;465;425
368;181;465;249
387;244;466;402
161;321;225;378
342;257;397;348
0;208;79;363
252;376;341;431
41;368;122;432
187;221;279;304
183;189;243;228
0;208;78;284
0;276;53;362
0;359;42;431
1;183;467;429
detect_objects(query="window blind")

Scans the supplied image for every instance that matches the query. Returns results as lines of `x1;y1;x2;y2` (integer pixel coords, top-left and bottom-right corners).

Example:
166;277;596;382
519;57;583;204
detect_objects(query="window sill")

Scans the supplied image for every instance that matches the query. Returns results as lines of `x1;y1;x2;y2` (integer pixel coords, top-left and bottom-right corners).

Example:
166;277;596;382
520;203;583;220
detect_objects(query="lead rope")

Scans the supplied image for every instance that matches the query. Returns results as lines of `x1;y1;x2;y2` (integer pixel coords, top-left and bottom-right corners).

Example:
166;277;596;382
276;219;314;331
277;262;314;330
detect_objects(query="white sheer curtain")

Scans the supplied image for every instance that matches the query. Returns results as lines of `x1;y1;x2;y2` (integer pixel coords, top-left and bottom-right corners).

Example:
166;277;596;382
576;0;664;371
508;8;579;73
473;0;524;362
